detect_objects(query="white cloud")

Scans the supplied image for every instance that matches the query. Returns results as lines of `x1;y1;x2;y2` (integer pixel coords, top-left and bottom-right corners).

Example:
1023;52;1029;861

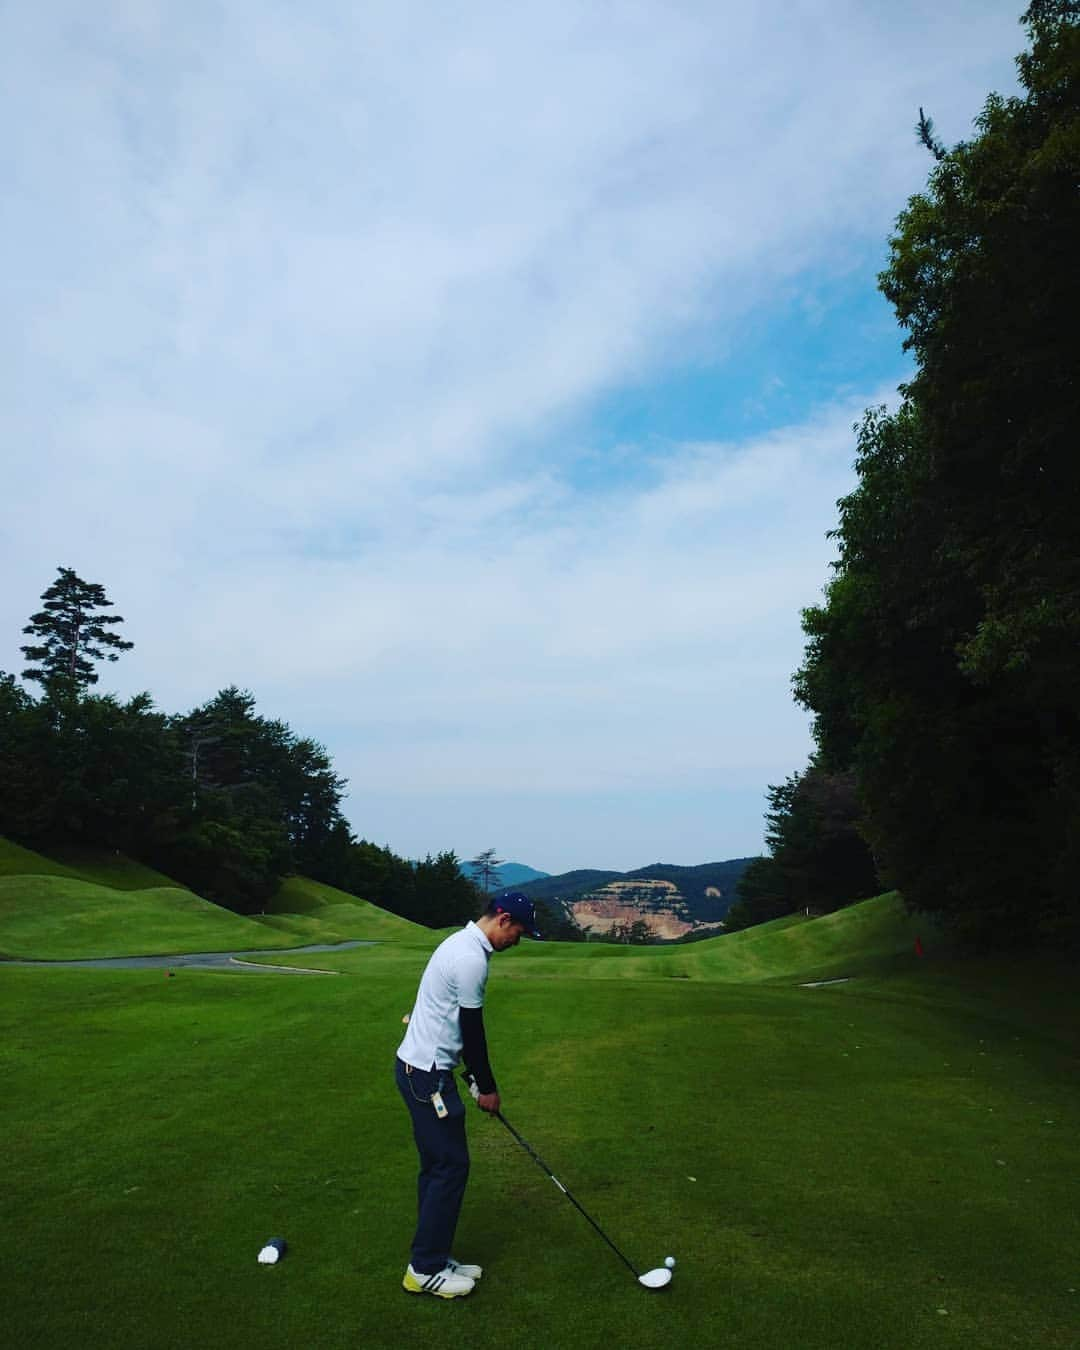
1;2;1023;868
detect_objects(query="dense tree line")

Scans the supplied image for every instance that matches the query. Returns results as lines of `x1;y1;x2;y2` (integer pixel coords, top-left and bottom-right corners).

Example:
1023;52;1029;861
726;765;880;932
782;2;1078;946
598;918;656;944
0;568;482;926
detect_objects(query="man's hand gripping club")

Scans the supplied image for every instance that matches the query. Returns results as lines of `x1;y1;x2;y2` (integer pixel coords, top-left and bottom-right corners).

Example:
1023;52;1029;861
462;1071;500;1115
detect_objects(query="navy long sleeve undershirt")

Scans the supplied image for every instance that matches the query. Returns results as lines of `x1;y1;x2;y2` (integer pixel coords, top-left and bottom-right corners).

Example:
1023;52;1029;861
458;1005;496;1094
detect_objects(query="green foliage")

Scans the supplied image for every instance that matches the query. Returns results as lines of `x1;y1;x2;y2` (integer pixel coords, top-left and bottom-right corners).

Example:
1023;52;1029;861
0;672;52;841
724;857;793;933
158;687;345;912
413;850;484;927
20;566;133;694
794;4;1080;946
531;898;585;941
301;833;483;929
0;678;188;855
598;916;657;944
3;583;479;928
466;847;504;894
726;766;879;933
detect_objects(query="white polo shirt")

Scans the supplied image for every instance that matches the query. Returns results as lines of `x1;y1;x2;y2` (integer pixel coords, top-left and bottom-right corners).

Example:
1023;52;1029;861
397;921;494;1071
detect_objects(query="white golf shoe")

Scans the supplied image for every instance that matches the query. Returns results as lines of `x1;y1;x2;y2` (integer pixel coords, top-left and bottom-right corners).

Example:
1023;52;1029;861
402;1263;475;1299
447;1257;483;1280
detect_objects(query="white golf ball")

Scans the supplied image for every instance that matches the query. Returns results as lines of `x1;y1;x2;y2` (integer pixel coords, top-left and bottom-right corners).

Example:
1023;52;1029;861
665;1256;675;1269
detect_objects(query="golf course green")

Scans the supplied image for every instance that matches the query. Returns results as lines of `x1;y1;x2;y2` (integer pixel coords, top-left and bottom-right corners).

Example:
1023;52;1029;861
1;842;1076;1349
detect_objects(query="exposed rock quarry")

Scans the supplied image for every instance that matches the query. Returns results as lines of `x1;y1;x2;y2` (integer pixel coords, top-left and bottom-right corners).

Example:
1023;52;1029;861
569;878;724;941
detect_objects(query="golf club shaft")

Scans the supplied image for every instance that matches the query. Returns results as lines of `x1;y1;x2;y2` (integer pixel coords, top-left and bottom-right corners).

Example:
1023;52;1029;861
494;1110;641;1278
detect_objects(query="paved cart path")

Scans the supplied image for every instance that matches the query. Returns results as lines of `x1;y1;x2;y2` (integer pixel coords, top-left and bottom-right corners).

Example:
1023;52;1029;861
3;940;373;974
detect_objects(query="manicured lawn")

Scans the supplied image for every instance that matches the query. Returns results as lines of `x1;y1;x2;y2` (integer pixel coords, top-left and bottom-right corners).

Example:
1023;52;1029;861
279;891;937;986
0;835;88;882
0;874;303;959
0;834;187;891
262;875;429;944
44;845;189;892
1;898;1077;1349
0;839;422;959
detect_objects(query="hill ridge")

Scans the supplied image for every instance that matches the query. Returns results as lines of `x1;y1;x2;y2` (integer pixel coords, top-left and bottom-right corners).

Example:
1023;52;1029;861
508;856;757;934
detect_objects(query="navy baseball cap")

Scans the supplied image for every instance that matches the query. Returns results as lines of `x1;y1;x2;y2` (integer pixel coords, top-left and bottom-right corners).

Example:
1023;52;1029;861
493;891;542;938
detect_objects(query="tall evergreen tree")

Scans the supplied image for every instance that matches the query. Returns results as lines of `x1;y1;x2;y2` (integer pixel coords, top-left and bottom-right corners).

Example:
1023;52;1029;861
467;848;504;894
21;567;134;694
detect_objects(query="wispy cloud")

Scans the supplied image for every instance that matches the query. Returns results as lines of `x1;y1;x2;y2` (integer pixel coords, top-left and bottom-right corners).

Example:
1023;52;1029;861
2;2;1021;868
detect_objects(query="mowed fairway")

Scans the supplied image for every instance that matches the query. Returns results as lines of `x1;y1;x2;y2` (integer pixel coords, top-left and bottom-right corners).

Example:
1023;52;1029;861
2;893;1078;1350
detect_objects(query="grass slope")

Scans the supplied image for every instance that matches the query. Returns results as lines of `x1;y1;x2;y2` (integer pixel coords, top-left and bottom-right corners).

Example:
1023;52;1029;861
287;891;935;986
0;836;86;881
258;876;428;945
1;889;1076;1349
0;838;423;959
0;874;303;960
0;836;185;891
47;846;188;892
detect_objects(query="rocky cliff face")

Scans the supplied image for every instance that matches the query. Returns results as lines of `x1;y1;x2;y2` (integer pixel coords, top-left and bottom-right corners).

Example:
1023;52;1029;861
569;878;724;940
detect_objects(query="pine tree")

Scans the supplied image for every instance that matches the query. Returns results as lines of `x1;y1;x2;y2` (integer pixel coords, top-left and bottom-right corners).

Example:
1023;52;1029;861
467;848;504;894
21;567;134;693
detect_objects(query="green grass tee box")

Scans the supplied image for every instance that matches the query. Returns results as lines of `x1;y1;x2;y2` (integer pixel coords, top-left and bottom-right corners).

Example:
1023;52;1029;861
1;848;1077;1350
1;942;1077;1350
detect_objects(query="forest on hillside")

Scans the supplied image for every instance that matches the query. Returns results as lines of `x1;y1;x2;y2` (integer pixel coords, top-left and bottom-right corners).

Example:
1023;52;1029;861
0;569;480;926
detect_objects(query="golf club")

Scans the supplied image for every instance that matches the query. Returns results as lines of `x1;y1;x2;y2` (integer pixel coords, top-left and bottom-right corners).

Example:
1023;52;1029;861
471;1080;672;1290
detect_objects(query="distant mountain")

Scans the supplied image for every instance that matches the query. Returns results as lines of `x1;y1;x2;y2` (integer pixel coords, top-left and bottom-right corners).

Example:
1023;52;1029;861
495;862;551;887
511;858;760;936
459;861;551;889
505;869;622;904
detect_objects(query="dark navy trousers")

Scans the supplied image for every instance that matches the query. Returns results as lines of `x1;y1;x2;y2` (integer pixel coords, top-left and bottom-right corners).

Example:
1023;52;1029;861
395;1057;470;1275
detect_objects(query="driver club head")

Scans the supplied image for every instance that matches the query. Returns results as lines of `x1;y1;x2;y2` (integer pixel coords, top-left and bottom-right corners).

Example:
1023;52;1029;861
638;1267;673;1289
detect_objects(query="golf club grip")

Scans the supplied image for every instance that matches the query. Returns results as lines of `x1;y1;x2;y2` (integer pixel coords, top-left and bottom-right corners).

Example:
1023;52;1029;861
494;1111;640;1278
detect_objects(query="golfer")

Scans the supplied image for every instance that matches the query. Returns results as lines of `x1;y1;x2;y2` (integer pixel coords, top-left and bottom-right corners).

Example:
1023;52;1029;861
396;890;540;1298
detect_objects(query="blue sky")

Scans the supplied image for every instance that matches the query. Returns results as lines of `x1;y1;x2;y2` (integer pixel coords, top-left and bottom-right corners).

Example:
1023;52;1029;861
2;2;1024;873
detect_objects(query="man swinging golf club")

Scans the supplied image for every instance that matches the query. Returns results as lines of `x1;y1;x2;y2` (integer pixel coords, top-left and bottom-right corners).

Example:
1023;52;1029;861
396;890;541;1298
